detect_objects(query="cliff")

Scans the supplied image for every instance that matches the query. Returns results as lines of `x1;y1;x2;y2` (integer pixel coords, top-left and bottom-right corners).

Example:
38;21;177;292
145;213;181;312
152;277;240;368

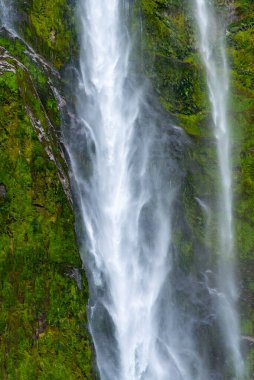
0;1;93;378
0;0;253;378
139;0;254;374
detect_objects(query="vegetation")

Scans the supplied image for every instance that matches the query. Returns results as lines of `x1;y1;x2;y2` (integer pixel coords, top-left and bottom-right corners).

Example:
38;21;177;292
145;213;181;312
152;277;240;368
139;0;254;375
17;0;78;68
0;0;253;378
0;17;93;380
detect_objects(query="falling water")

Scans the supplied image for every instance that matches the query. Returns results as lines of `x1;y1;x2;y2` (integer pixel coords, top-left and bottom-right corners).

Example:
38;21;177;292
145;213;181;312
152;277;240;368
0;0;15;32
63;0;217;379
194;0;244;377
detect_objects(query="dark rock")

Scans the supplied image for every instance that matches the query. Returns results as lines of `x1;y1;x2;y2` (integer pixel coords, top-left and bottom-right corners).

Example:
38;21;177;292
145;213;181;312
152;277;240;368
66;267;82;290
0;183;6;198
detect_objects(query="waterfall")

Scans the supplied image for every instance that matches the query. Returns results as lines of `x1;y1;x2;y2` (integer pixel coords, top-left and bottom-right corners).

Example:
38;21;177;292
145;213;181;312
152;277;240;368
194;0;244;377
63;0;248;378
0;0;246;378
64;0;214;379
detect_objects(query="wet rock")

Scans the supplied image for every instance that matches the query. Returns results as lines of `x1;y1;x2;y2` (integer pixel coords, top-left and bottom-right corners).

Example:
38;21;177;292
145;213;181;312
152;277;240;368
0;183;6;198
49;29;56;44
66;267;82;290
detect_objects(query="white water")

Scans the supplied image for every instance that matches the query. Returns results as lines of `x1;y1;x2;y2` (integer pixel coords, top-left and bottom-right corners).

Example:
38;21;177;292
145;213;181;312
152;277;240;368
0;0;15;32
194;0;244;378
64;1;217;379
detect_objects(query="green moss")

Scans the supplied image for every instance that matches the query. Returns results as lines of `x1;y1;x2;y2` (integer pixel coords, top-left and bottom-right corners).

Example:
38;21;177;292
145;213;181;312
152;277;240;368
138;0;210;138
226;9;254;373
0;46;93;379
139;0;254;374
17;0;77;69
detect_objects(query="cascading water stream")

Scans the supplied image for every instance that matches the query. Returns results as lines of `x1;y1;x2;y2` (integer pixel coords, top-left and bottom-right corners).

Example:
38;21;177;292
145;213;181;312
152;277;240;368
194;0;244;377
64;0;216;379
0;0;15;32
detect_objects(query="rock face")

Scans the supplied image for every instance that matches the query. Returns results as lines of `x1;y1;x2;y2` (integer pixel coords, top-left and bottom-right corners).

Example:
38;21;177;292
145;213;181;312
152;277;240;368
0;2;93;379
139;0;254;375
0;0;253;379
0;183;6;198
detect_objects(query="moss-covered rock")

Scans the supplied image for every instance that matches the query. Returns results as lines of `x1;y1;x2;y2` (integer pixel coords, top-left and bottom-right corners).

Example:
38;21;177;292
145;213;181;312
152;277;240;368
139;0;254;375
0;25;93;380
16;0;78;69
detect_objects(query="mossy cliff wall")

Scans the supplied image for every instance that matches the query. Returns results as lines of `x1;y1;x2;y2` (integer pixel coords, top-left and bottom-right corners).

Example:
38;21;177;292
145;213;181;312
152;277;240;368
138;0;254;375
0;1;93;379
0;0;253;378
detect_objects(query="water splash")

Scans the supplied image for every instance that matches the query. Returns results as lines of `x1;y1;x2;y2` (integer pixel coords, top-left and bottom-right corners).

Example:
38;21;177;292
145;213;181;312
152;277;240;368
193;0;244;377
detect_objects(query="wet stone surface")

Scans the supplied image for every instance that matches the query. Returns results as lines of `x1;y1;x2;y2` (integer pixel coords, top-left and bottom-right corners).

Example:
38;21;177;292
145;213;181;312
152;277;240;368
0;183;6;198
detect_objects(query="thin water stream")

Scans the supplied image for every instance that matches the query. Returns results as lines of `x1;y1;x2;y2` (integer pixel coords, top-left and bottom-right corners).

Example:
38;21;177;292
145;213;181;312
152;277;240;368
194;0;244;378
0;0;15;33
